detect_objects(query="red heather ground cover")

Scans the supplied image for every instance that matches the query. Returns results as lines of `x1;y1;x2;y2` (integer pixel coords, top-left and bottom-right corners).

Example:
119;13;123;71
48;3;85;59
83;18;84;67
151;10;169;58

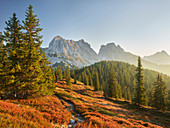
0;79;169;128
56;80;169;128
0;96;72;128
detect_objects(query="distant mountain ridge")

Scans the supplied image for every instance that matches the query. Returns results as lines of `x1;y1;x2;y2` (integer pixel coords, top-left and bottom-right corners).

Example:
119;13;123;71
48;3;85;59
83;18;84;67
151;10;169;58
143;50;170;65
43;36;170;75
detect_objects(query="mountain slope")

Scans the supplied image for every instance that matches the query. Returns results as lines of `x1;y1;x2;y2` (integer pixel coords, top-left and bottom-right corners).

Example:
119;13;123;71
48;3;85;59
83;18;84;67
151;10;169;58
143;50;170;65
1;79;169;127
56;79;169;128
44;36;100;68
98;43;170;75
99;43;138;64
75;61;170;93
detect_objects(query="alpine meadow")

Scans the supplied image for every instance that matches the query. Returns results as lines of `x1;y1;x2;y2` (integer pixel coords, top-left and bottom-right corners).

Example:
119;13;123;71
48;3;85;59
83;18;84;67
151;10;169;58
0;1;170;128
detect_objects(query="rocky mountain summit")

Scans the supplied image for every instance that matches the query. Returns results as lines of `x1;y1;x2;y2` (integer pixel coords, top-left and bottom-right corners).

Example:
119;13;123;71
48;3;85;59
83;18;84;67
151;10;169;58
43;36;100;68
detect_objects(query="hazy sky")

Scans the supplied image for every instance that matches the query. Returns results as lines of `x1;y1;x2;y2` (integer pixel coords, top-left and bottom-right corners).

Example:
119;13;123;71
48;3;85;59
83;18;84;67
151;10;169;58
1;0;170;57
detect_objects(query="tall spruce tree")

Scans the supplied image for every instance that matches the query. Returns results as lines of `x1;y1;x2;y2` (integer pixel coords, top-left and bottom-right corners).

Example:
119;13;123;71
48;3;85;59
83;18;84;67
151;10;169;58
103;84;108;98
89;74;93;86
72;71;77;84
66;66;71;86
148;87;154;107
94;72;100;91
117;84;122;99
107;68;119;98
127;87;131;101
2;13;24;98
133;57;147;106
21;5;44;98
0;32;12;98
39;48;55;96
21;5;54;98
86;68;92;86
64;69;67;78
83;72;89;85
167;90;170;110
54;67;58;81
153;74;167;111
58;67;63;80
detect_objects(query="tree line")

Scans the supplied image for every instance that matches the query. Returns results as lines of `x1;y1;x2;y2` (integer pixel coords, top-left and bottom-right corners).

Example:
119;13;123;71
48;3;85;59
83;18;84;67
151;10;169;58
0;5;55;99
74;58;169;111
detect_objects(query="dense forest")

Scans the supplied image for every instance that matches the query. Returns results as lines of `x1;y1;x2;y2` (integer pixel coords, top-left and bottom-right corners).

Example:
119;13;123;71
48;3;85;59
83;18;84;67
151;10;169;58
72;60;170;110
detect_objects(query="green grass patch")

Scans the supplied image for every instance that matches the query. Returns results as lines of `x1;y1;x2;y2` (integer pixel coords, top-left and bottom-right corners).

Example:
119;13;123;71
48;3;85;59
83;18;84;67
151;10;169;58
94;106;118;117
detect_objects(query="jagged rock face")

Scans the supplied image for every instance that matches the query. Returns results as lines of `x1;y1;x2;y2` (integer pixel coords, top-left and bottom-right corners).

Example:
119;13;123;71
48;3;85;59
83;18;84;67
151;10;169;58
143;50;170;65
44;36;100;68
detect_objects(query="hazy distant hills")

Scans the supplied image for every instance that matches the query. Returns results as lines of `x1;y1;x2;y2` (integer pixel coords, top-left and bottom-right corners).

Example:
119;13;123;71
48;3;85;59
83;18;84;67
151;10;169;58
43;36;170;75
143;50;170;65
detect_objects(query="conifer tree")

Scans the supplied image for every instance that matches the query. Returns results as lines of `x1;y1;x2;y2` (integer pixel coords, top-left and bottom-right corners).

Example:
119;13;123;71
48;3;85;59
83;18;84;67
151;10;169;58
72;71;77;84
78;75;82;82
39;48;55;96
89;73;93;86
21;5;45;98
148;87;154;107
133;57;147;106
167;90;170;110
107;68;119;98
87;68;93;86
57;67;63;80
127;87;131;101
54;67;58;81
22;5;43;47
66;66;71;86
22;5;54;98
83;72;89;85
0;32;11;98
117;84;122;99
153;74;167;111
64;69;67;78
3;13;24;98
94;72;100;91
103;84;108;98
100;79;105;91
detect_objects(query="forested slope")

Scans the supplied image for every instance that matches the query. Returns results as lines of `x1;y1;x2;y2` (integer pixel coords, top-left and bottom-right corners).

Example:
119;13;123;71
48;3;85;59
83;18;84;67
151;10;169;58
74;61;170;101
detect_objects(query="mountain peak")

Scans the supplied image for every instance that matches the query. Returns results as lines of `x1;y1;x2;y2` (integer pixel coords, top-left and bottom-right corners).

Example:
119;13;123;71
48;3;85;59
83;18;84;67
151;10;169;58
160;50;168;55
54;35;64;40
45;36;100;68
143;50;170;65
106;42;116;47
78;39;85;42
154;50;169;57
99;42;124;53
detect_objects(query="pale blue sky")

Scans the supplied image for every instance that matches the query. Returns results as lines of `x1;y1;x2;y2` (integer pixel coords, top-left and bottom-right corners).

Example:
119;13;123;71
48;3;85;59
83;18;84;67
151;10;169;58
1;0;170;56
